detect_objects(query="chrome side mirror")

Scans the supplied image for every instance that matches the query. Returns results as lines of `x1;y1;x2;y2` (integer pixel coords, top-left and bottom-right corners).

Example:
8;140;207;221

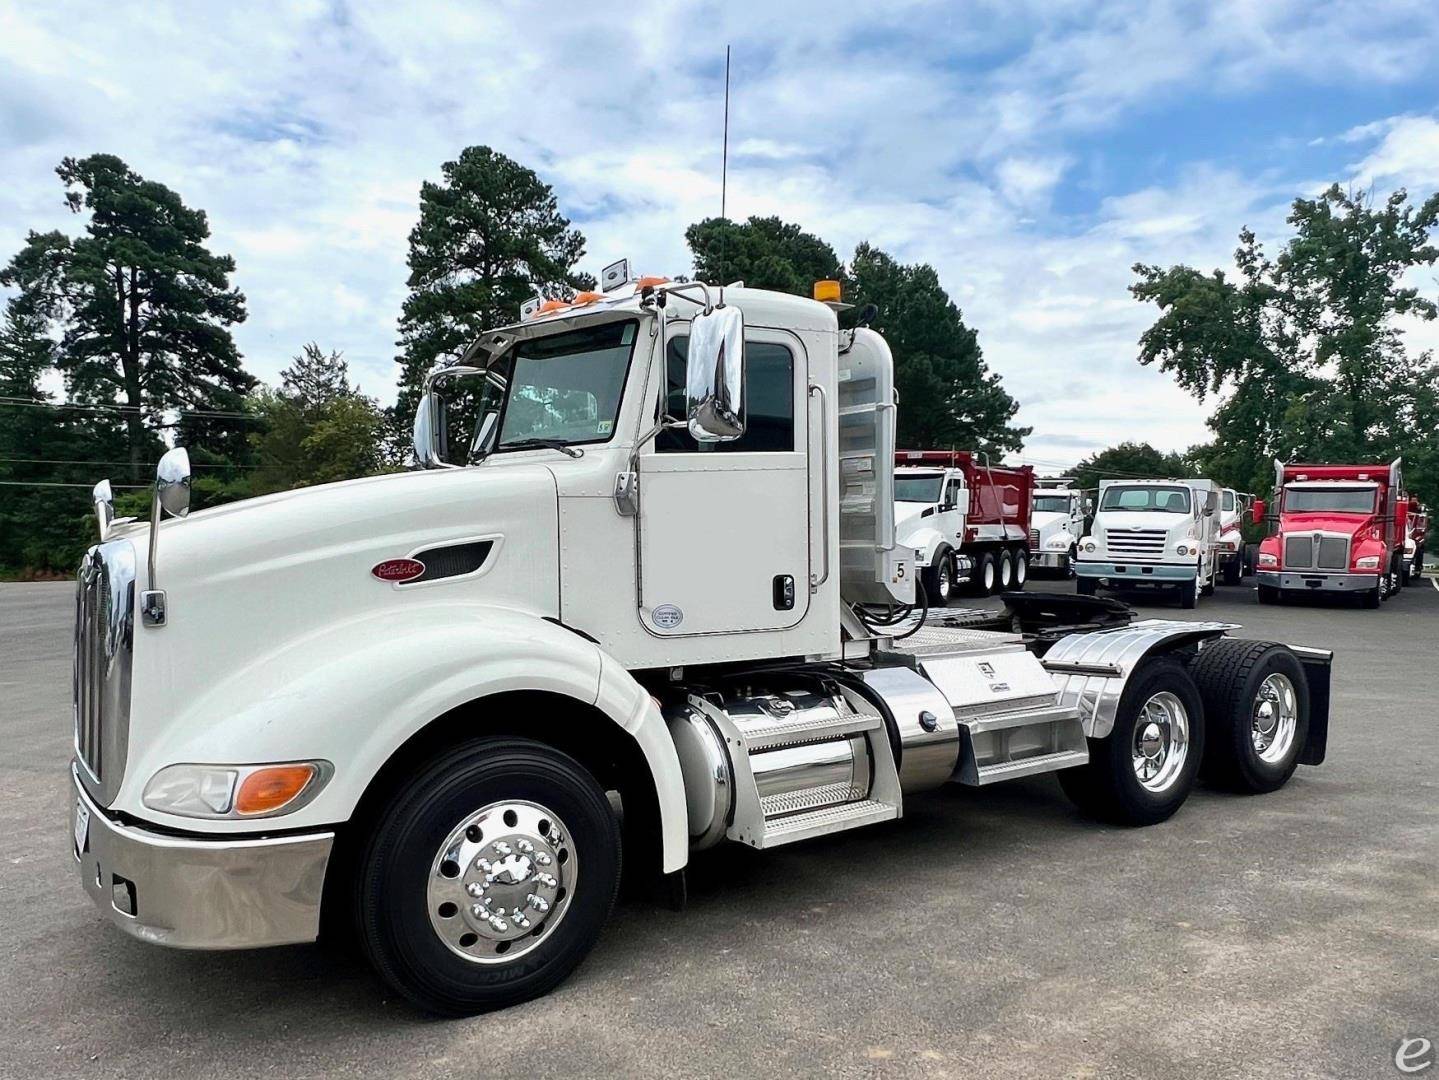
685;305;745;442
92;479;114;540
156;447;191;518
412;391;447;467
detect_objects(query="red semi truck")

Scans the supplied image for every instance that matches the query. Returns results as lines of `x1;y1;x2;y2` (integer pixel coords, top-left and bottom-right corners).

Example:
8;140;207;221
894;450;1034;600
1253;458;1413;608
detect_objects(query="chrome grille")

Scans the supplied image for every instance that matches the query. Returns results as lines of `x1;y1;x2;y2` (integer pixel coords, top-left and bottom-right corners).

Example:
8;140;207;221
1028;528;1040;551
1283;532;1349;571
74;541;135;803
1105;528;1168;557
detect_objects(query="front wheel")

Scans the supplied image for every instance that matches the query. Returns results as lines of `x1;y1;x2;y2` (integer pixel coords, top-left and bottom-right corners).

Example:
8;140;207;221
1257;584;1280;605
356;737;621;1016
1059;657;1205;826
1222;558;1241;586
1178;578;1198;609
1075;576;1097;596
922;552;954;606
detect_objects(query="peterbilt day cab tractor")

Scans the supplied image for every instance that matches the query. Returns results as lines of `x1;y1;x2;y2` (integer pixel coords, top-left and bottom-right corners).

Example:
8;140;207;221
70;271;1334;1016
1075;478;1223;608
1216;488;1254;586
1253;459;1412;607
894;450;1034;603
1028;478;1090;577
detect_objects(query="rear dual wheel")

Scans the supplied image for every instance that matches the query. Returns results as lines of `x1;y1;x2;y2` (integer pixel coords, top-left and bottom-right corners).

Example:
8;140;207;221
1190;640;1309;793
1059;657;1205;826
356;737;621;1016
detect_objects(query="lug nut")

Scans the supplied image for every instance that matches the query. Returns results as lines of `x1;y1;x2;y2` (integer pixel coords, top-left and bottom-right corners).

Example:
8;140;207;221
516;839;534;854
493;841;512;856
535;852;553;866
466;882;483;897
528;894;550;913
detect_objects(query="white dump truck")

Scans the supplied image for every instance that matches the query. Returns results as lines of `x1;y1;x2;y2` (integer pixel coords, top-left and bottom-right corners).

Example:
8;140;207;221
70;272;1332;1016
1075;478;1222;608
1216;488;1254;586
1028;478;1089;577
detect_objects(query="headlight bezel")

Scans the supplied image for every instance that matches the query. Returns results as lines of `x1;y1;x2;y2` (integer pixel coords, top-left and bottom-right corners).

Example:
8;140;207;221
142;760;333;820
1354;555;1381;571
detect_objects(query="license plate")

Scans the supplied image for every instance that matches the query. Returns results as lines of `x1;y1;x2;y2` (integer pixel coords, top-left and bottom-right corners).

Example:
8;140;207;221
73;799;90;855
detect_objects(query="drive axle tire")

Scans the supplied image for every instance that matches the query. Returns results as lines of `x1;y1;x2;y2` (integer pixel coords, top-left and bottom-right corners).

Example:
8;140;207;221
1058;656;1205;826
1222;559;1241;586
1012;549;1028;590
996;551;1014;593
356;737;621;1016
1189;640;1309;794
973;551;998;596
922;551;955;607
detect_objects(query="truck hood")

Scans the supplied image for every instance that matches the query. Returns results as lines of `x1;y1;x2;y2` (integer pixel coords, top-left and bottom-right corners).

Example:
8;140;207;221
1277;510;1374;538
895;501;936;526
1097;511;1192;536
1031;510;1070;532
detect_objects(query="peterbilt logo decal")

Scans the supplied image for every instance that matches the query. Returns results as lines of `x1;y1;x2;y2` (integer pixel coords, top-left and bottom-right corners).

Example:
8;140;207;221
371;558;426;583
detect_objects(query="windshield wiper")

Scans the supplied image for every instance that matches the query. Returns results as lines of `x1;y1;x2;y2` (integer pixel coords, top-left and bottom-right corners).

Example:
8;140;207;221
500;438;584;459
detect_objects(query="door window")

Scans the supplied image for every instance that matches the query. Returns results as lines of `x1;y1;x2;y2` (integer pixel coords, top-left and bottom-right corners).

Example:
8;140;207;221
658;335;795;452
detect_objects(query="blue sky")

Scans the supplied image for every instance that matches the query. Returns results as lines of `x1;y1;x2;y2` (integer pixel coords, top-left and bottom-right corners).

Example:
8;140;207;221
3;0;1439;468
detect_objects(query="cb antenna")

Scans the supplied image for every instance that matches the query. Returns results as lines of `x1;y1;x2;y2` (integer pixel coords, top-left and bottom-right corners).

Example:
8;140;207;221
719;44;731;305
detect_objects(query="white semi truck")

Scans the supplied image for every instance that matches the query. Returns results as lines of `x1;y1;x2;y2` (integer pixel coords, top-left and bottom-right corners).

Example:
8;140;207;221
1075;478;1222;608
70;274;1333;1016
1028;478;1089;577
1216;488;1254;586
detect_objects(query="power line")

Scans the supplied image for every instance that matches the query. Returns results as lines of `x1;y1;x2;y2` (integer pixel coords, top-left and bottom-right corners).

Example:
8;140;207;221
0;480;149;489
0;397;265;422
0;455;261;469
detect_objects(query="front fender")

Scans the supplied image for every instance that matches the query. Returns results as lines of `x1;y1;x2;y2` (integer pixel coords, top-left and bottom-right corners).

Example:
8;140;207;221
115;606;689;872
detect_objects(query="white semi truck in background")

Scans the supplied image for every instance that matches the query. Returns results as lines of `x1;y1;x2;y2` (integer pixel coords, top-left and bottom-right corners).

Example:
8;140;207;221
1075;478;1222;608
1028;478;1089;577
70;273;1333;1016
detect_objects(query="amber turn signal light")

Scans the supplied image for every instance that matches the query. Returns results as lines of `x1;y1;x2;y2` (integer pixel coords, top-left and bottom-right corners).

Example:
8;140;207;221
235;764;318;815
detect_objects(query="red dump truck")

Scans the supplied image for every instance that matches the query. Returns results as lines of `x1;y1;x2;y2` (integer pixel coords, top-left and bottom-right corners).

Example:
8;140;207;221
894;450;1034;600
1253;458;1413;607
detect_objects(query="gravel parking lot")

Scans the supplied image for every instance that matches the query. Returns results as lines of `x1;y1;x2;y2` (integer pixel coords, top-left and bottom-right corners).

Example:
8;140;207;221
2;576;1437;1079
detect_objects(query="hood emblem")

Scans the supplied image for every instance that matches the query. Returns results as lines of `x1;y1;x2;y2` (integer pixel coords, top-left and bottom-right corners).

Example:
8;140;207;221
372;558;427;583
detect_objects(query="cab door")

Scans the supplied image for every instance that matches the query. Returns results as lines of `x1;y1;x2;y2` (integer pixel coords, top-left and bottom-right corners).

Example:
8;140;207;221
637;327;811;636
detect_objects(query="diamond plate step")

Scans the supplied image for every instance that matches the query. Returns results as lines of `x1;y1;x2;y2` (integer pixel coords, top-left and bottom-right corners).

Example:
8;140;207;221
755;799;898;849
739;709;882;751
967;748;1089;786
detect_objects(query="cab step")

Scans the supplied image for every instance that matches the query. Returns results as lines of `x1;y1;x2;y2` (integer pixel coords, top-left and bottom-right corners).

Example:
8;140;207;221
754;799;898;848
963;748;1089;786
740;709;883;751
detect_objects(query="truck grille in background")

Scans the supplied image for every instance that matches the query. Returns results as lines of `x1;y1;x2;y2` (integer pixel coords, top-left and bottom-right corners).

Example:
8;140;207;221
74;542;135;801
1105;529;1168;558
1028;528;1040;551
1283;533;1350;571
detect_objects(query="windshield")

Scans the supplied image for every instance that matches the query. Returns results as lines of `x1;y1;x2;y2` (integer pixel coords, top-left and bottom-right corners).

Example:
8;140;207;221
1222;490;1235;511
1033;494;1070;514
895;475;944;503
488;320;637;452
1100;484;1192;514
1284;486;1376;514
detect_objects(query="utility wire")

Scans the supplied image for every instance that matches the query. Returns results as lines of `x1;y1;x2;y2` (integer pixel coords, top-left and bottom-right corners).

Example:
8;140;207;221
0;397;265;422
0;455;261;469
0;480;149;489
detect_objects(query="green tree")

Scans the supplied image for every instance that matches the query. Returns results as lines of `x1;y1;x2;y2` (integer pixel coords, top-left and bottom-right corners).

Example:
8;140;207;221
1132;184;1439;506
686;215;845;294
394;146;594;437
1070;441;1194;492
0;154;253;483
849;243;1027;455
250;343;387;493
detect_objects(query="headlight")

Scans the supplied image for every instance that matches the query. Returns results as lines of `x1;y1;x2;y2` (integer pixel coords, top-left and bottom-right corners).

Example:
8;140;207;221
1355;555;1380;570
143;761;331;819
1258;552;1277;567
1047;537;1068;549
1176;544;1190;557
1083;541;1096;553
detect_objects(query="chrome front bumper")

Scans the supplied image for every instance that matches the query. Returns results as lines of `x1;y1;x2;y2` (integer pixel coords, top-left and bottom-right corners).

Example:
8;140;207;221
1255;570;1379;592
1030;552;1069;568
1074;561;1196;584
71;764;333;949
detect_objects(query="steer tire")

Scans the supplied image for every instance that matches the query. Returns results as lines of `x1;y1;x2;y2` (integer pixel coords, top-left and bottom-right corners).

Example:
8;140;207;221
1257;584;1280;605
1058;656;1205;827
1075;577;1097;597
1189;640;1309;794
1222;559;1242;586
1178;579;1199;609
356;737;621;1016
921;552;954;607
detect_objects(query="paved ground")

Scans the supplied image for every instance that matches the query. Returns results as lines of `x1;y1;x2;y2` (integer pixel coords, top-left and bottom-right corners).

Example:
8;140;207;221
2;576;1437;1079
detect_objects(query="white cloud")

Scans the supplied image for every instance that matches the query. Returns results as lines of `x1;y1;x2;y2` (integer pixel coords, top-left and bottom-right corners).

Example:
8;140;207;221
1;0;1437;469
1348;114;1439;190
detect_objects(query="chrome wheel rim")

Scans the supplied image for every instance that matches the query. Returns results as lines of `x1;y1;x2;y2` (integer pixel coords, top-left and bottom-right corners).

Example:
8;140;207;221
1131;691;1190;792
1015;555;1027;585
427;800;575;964
982;561;995;591
1251;673;1297;763
938;559;952;600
